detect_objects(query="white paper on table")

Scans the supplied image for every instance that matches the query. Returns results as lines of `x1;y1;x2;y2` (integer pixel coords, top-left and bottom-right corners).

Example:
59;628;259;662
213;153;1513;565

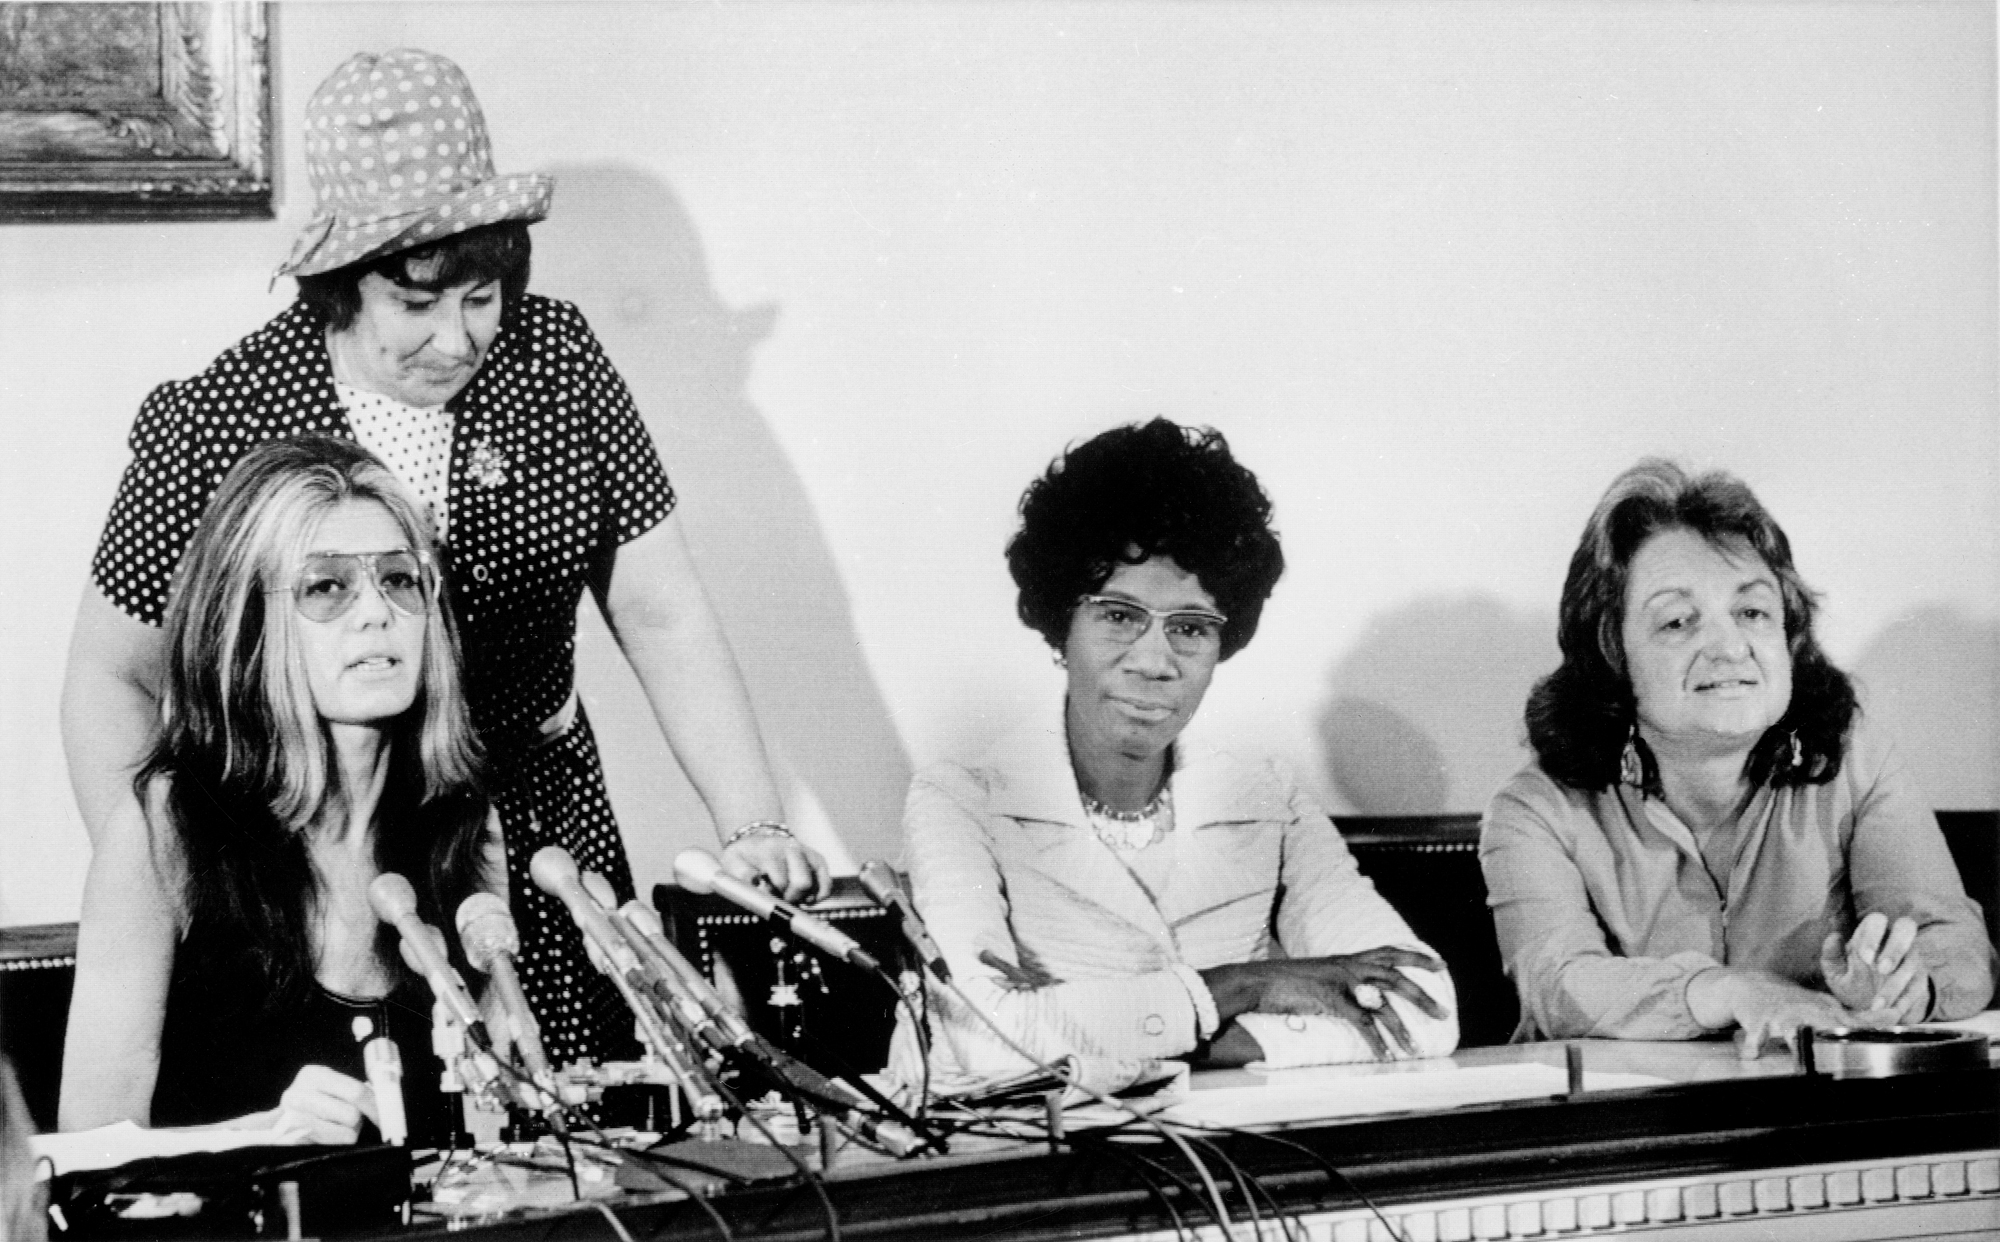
29;1121;279;1179
1161;1063;1666;1130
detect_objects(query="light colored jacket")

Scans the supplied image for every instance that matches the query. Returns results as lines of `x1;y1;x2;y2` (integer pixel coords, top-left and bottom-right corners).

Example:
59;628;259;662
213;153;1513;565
890;714;1458;1092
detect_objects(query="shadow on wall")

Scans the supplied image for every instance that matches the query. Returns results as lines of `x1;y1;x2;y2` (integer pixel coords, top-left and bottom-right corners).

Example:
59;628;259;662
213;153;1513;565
530;162;912;872
1316;595;1555;814
1850;606;2000;811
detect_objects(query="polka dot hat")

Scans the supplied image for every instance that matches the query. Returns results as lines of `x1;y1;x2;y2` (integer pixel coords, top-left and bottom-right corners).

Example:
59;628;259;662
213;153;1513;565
276;48;554;280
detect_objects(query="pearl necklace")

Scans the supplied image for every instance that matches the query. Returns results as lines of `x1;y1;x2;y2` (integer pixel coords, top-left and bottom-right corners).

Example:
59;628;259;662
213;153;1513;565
1082;787;1173;852
1081;788;1170;823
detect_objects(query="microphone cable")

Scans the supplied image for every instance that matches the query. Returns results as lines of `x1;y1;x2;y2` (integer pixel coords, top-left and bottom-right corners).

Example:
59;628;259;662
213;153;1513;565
1178;1131;1303;1242
610;971;844;1242
480;1029;805;1242
717;925;946;1156
478;1046;583;1201
1168;1120;1412;1242
933;973;1244;1242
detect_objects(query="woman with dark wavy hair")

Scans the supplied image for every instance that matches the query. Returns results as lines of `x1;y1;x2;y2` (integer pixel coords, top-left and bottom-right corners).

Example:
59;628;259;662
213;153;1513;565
890;420;1455;1093
1481;459;1992;1053
60;438;494;1143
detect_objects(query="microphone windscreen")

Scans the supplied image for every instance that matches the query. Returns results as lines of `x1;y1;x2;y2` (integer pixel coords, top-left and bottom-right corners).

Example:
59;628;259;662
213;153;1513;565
455;892;519;972
580;871;619;910
396;922;450;977
529;846;580;897
368;872;419;925
674;849;722;894
857;860;902;907
620;900;666;938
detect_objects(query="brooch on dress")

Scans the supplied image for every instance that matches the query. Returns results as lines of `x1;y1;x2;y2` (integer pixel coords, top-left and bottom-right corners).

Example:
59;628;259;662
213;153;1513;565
466;437;509;490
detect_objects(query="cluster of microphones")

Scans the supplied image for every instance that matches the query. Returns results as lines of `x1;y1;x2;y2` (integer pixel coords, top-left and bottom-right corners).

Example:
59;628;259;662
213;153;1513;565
361;848;950;1157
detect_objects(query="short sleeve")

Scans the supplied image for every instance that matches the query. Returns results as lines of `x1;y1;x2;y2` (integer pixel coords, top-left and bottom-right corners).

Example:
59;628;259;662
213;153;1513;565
91;380;207;626
553;304;675;546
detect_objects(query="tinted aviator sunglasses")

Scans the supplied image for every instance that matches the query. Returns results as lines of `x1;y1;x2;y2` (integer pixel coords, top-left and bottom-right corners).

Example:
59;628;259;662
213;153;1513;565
270;550;435;623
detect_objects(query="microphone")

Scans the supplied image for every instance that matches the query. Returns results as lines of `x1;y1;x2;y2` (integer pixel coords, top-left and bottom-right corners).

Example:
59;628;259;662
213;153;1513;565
657;865;947;1155
528;848;644;976
579;875;748;1053
674;850;882;974
368;873;487;1042
805;1087;926;1158
858;861;951;984
456;893;565;1128
614;899;759;1053
725;1029;929;1157
363;1038;408;1146
354;1016;408;1147
529;848;724;1117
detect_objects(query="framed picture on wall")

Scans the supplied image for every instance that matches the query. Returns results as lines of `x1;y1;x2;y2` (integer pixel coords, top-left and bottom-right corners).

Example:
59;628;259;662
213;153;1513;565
0;2;271;221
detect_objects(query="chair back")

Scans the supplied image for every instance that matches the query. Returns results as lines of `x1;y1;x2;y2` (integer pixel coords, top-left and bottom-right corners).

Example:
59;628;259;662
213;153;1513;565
0;923;77;1132
1338;815;1518;1048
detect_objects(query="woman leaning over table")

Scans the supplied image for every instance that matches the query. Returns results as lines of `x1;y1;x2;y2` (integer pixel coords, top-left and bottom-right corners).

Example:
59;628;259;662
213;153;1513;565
1480;460;1994;1053
59;50;825;1074
890;419;1457;1094
61;438;491;1143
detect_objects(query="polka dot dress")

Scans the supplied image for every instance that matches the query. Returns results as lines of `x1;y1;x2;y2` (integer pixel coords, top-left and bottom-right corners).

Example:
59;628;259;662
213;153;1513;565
93;295;675;1071
339;382;454;542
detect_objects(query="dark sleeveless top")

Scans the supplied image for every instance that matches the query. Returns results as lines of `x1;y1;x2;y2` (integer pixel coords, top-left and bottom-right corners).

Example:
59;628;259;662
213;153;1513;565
151;919;457;1146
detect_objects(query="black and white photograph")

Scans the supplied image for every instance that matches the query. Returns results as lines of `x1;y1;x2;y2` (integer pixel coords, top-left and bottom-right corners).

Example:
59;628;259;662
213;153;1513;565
0;2;1994;1239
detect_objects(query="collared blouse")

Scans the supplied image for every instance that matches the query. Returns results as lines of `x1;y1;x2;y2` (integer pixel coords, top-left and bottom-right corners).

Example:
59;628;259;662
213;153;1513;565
1480;716;1995;1041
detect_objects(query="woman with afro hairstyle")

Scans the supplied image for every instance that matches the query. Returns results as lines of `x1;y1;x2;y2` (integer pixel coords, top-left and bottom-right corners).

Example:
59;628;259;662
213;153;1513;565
889;419;1456;1095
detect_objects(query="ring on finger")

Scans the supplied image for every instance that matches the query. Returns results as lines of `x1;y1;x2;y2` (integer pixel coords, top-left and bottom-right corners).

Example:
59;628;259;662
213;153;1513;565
1352;983;1386;1011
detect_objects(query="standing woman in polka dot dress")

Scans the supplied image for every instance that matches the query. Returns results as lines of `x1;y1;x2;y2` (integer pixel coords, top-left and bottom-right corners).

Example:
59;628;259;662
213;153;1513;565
60;49;828;1073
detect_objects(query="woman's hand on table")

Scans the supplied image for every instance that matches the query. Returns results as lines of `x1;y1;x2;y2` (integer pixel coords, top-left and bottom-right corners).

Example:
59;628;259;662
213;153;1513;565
721;834;830;903
1199;948;1447;1060
1820;912;1933;1025
269;1065;377;1145
1688;968;1854;1059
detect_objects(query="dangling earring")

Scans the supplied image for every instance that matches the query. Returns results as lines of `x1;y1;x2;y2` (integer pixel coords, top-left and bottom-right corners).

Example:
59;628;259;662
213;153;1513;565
1052;648;1068;669
1619;725;1644;787
1787;730;1803;772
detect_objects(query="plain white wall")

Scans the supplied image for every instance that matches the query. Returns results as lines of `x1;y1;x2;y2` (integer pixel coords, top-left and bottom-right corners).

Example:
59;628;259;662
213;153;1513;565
2;1;1994;925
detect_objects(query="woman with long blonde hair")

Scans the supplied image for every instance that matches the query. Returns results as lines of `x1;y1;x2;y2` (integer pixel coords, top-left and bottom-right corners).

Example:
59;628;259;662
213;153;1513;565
61;437;494;1144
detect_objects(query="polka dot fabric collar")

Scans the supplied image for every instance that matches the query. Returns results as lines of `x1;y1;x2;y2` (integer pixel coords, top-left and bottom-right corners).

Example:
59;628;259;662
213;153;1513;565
337;382;455;543
277;48;553;280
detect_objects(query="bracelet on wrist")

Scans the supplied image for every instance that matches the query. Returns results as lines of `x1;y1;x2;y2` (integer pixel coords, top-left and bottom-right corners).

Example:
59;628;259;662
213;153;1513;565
723;820;794;849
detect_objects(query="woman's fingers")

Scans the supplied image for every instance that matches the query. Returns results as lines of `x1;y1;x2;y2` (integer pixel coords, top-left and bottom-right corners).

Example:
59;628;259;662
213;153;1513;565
1872;960;1928;1020
1819;930;1849;977
1331;998;1389;1060
1368;1000;1418;1058
1372;969;1447;1020
1350;946;1445;975
273;1065;372;1145
1870;917;1920;980
1738;1017;1782;1061
1844;911;1889;969
719;836;832;903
